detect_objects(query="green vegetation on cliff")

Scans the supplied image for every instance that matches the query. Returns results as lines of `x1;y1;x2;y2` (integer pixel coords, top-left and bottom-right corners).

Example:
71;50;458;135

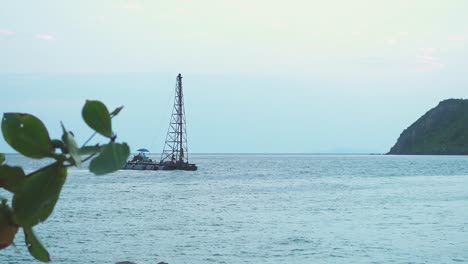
388;99;468;155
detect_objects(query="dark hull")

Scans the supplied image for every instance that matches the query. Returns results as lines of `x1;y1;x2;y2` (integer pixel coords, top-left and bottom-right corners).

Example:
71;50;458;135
122;162;197;171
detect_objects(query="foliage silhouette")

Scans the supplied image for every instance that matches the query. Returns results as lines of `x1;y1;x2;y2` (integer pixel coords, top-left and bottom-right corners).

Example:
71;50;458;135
0;100;130;262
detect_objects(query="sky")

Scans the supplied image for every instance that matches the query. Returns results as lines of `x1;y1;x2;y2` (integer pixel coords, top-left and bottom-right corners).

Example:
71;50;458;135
1;1;468;154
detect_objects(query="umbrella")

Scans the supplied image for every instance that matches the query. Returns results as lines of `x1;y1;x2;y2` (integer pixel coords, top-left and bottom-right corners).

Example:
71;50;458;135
137;148;150;152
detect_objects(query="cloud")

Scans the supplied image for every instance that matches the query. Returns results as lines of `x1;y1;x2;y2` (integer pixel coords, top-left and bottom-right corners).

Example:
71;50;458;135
420;47;435;53
175;7;188;14
447;34;467;47
0;28;14;35
387;37;397;45
271;22;288;30
185;31;209;40
355;57;392;68
114;2;141;10
448;35;468;41
414;47;445;72
449;42;464;47
386;32;409;46
416;55;444;72
419;55;435;62
35;34;56;41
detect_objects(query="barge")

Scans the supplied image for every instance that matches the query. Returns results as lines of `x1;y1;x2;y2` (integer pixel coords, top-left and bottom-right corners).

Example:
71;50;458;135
122;73;198;171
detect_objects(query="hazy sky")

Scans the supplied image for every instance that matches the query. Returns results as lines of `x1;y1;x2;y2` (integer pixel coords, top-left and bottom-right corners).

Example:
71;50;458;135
1;1;468;153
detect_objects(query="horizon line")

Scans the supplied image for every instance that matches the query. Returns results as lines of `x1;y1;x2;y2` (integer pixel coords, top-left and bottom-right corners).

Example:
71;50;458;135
2;152;385;155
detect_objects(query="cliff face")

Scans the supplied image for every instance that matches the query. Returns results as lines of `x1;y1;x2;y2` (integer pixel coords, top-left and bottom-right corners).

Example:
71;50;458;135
388;99;468;155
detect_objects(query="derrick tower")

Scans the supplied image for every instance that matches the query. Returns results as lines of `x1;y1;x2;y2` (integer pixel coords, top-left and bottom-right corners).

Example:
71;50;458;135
160;73;190;164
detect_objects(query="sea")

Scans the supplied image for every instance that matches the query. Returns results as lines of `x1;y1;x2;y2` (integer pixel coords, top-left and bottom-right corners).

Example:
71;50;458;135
1;154;468;264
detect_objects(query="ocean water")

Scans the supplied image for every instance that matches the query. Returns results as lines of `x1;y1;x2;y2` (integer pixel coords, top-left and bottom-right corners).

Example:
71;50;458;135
1;154;468;264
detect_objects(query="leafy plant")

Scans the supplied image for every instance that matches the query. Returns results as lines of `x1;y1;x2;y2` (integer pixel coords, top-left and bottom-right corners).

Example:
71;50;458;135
0;100;130;262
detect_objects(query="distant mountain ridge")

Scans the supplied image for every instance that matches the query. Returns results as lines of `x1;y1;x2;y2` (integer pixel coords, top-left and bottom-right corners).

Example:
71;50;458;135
388;99;468;155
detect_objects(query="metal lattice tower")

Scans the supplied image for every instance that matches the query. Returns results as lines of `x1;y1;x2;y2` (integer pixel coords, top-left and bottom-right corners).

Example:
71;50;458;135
160;73;189;164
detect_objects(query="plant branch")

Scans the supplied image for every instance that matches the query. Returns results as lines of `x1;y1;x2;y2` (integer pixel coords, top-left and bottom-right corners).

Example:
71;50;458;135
81;131;97;148
26;162;61;177
81;152;99;163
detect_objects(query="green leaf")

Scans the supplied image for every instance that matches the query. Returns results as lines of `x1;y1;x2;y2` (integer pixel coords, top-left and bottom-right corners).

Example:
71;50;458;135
0;202;19;250
110;105;124;118
0;153;4;164
82;100;112;138
24;227;50;262
13;163;67;227
0;165;26;193
1;113;53;159
61;122;81;167
89;143;130;175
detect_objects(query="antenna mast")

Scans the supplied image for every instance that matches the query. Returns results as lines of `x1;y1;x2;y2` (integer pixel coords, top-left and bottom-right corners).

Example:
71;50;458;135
160;73;189;164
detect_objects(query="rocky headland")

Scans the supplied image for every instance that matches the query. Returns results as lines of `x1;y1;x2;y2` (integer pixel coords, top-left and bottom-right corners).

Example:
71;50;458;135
388;99;468;155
